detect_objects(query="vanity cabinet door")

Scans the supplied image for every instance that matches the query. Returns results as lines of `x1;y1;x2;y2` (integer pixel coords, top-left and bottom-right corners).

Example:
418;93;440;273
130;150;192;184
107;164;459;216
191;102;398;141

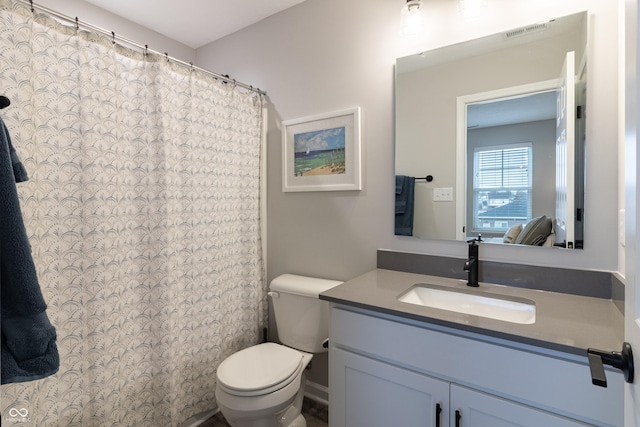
330;348;449;427
450;384;590;427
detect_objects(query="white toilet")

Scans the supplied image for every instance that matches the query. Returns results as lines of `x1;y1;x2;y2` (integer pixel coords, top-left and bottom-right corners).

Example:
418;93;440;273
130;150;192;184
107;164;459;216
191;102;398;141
215;274;342;427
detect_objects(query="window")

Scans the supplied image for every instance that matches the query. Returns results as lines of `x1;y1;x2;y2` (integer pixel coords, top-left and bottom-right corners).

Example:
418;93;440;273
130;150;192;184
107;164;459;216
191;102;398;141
472;143;532;233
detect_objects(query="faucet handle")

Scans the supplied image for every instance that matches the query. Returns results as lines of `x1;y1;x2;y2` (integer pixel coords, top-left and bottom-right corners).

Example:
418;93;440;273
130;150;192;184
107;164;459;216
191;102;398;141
467;234;482;245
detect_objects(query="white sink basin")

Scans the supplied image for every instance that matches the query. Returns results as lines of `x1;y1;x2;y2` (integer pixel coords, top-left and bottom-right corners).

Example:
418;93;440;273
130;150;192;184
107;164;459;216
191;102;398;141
397;283;536;324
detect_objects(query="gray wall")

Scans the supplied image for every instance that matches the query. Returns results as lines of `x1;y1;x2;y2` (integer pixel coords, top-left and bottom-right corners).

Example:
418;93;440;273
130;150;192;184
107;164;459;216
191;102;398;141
196;0;620;389
197;0;620;285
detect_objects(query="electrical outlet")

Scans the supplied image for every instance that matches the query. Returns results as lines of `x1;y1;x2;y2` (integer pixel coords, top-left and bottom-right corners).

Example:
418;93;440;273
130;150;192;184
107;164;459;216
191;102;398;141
433;187;453;202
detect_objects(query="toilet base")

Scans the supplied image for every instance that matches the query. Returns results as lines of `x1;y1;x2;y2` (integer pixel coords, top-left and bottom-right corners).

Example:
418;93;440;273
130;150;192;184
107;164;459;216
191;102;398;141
218;373;308;427
281;413;306;427
275;385;306;427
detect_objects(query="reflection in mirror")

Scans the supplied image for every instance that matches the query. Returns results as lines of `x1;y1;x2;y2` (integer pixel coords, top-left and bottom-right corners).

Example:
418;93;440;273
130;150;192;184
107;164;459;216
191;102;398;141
465;90;557;244
395;11;587;249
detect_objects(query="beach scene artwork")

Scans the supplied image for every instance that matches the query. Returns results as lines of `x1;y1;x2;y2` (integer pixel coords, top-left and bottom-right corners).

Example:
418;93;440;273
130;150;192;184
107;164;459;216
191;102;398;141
293;126;346;176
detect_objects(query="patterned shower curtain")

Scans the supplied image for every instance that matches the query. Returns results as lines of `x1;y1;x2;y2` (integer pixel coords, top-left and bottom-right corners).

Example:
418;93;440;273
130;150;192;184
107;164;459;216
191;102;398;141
0;1;266;425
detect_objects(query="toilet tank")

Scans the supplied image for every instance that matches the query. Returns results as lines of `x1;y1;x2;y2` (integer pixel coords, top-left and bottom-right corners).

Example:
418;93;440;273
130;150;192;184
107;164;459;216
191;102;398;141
269;274;343;353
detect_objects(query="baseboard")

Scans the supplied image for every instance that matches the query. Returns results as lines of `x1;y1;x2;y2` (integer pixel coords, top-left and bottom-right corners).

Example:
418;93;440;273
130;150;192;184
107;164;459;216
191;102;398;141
179;408;219;427
304;380;329;406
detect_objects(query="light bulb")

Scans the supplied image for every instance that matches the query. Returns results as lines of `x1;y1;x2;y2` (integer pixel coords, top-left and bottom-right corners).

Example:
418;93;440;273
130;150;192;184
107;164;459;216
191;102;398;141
401;0;423;37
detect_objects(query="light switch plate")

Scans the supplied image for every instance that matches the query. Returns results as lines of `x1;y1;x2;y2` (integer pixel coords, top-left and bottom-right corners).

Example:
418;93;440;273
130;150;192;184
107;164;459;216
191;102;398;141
433;187;453;202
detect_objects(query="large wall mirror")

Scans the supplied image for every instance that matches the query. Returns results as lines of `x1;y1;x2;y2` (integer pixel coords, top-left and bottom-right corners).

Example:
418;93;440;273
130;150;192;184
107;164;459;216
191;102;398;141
395;11;587;250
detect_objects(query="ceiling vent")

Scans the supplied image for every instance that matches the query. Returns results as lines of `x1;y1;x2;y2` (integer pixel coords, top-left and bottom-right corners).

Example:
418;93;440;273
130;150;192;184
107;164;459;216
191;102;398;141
504;21;550;40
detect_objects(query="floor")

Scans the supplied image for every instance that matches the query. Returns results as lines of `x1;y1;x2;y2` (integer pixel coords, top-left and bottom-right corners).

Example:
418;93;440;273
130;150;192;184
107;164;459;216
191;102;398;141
198;398;328;427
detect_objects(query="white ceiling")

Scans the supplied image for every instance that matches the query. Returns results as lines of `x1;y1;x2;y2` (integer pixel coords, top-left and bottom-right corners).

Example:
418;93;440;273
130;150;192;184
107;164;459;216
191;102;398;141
83;0;307;49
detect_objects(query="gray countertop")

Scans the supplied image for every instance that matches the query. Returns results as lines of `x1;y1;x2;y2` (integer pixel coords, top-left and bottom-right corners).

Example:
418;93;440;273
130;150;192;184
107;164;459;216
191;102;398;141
320;269;624;356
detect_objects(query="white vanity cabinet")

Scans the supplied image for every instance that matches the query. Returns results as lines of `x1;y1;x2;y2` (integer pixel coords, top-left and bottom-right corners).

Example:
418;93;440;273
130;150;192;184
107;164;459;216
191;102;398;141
449;384;588;427
331;347;589;427
328;305;623;427
331;347;450;426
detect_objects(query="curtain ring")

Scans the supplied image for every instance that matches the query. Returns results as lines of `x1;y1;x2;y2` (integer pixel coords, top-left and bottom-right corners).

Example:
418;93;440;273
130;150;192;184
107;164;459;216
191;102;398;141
144;44;148;57
75;17;79;32
164;52;169;62
111;31;115;45
29;0;34;12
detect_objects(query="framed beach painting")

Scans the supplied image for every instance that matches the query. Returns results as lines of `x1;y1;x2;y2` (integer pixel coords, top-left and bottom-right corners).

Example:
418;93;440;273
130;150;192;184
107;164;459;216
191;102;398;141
282;107;362;192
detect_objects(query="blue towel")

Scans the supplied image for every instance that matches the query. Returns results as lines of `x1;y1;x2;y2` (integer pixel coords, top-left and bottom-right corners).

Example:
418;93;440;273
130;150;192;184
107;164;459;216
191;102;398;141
1;117;59;384
395;175;415;236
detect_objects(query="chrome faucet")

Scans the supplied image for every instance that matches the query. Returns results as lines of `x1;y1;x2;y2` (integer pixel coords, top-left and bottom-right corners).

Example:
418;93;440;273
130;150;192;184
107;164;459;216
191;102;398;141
464;236;482;287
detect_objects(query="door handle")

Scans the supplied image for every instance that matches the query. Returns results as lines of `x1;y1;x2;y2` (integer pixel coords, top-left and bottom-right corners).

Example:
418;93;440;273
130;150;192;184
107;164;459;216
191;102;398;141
455;409;462;427
435;403;442;427
587;342;634;387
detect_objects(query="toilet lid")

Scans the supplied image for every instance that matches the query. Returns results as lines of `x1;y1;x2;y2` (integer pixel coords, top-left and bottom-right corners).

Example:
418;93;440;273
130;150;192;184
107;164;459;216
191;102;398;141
217;343;303;394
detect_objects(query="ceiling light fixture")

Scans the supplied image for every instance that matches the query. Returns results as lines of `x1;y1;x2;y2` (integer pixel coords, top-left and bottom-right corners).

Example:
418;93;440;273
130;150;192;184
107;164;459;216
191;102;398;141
400;0;424;37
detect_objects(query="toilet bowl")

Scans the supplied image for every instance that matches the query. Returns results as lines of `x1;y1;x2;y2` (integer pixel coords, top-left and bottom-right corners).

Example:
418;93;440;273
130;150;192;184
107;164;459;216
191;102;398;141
215;342;313;427
214;274;343;427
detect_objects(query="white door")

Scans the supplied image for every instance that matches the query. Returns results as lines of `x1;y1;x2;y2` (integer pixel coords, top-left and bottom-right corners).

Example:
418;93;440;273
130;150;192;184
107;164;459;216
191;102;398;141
555;51;576;248
574;55;587;244
625;1;640;425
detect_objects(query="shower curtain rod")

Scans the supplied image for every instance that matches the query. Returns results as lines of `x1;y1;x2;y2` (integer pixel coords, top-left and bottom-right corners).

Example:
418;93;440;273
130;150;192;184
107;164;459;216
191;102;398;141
16;0;266;96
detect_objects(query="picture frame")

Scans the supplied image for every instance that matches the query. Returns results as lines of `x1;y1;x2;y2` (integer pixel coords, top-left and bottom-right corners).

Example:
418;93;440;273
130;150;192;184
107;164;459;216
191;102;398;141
282;107;362;192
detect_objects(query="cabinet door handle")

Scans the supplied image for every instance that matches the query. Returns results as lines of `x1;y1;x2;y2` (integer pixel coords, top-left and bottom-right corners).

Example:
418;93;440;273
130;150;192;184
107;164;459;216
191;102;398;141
455;409;462;427
435;403;442;427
